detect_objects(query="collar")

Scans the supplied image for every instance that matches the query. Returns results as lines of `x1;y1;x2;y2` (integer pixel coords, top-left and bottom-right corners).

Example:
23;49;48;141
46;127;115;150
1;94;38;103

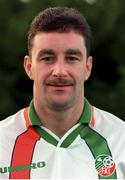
24;98;93;128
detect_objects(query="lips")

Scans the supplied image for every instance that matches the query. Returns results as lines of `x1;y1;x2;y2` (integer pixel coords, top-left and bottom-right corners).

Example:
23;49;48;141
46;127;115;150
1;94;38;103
47;83;73;87
48;84;72;92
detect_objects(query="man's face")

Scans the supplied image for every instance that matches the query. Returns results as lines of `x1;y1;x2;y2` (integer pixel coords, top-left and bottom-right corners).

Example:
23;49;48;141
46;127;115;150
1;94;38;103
24;31;92;111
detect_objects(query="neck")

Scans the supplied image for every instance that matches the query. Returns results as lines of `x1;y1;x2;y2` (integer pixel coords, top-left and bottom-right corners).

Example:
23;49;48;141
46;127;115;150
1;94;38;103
34;99;84;138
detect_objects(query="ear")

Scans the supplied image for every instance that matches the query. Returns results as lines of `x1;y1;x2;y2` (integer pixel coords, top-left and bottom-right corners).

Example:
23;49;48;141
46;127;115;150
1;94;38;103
24;55;33;80
84;56;93;81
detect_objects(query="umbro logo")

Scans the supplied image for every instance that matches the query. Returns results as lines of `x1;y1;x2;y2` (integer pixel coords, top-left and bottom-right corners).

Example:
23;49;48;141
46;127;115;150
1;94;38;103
0;161;46;174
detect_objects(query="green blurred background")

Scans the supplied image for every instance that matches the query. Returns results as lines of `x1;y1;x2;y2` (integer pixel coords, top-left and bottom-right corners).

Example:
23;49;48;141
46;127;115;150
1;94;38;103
0;0;125;120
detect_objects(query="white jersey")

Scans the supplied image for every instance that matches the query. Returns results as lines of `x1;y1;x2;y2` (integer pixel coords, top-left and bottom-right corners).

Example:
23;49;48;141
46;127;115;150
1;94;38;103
0;98;125;179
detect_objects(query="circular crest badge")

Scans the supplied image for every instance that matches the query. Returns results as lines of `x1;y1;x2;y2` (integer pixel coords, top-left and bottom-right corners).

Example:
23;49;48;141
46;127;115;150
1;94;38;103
95;154;115;177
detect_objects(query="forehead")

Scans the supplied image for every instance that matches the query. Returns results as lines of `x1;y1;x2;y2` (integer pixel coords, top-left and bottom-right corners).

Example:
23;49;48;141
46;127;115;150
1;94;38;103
31;31;86;53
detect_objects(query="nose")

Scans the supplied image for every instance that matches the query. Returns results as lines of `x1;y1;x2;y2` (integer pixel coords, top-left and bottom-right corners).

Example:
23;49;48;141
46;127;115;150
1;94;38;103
52;58;68;77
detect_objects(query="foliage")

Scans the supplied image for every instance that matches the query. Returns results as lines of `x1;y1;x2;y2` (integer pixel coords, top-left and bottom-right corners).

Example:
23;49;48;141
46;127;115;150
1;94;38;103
0;0;125;120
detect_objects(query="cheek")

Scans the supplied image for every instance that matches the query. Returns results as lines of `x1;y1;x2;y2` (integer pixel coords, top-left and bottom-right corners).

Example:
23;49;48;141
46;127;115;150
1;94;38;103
35;68;51;86
31;68;41;85
80;66;89;81
77;67;86;82
72;71;84;87
32;65;43;79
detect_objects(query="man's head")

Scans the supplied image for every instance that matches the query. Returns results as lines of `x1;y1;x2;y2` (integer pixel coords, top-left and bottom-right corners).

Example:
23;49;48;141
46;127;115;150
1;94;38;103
28;7;91;57
24;7;93;112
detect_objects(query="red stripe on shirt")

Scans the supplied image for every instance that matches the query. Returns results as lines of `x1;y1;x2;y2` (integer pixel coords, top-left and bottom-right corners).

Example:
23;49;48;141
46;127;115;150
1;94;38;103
24;108;31;128
90;107;95;127
9;127;40;179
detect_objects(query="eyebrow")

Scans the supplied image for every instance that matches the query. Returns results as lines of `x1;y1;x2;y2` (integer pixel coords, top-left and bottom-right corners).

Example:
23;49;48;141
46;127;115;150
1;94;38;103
36;49;55;60
36;48;83;60
65;49;83;58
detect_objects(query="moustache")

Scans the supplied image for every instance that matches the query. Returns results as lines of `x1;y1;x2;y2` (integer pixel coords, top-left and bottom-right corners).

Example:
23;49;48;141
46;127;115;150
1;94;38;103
45;78;75;86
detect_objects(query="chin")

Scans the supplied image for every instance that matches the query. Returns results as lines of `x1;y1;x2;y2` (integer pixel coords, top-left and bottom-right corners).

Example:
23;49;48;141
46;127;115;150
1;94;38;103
48;99;73;111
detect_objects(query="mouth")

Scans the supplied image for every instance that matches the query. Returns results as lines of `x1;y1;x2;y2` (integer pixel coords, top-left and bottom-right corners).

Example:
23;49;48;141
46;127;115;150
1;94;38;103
45;79;74;87
45;82;74;93
46;83;73;87
46;85;73;92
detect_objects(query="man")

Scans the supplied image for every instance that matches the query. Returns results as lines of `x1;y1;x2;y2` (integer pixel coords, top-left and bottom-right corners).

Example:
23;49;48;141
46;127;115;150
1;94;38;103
0;7;125;179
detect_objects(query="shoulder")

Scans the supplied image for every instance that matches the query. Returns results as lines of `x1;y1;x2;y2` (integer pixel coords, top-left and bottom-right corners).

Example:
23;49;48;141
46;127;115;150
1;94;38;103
0;109;27;135
92;107;125;150
93;106;125;134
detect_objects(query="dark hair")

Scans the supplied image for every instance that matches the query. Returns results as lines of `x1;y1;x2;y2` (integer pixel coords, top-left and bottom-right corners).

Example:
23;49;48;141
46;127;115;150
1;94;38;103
28;7;91;56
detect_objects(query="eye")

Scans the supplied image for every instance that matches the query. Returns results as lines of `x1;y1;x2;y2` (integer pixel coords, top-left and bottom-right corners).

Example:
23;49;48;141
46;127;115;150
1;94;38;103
66;56;80;63
40;56;55;64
